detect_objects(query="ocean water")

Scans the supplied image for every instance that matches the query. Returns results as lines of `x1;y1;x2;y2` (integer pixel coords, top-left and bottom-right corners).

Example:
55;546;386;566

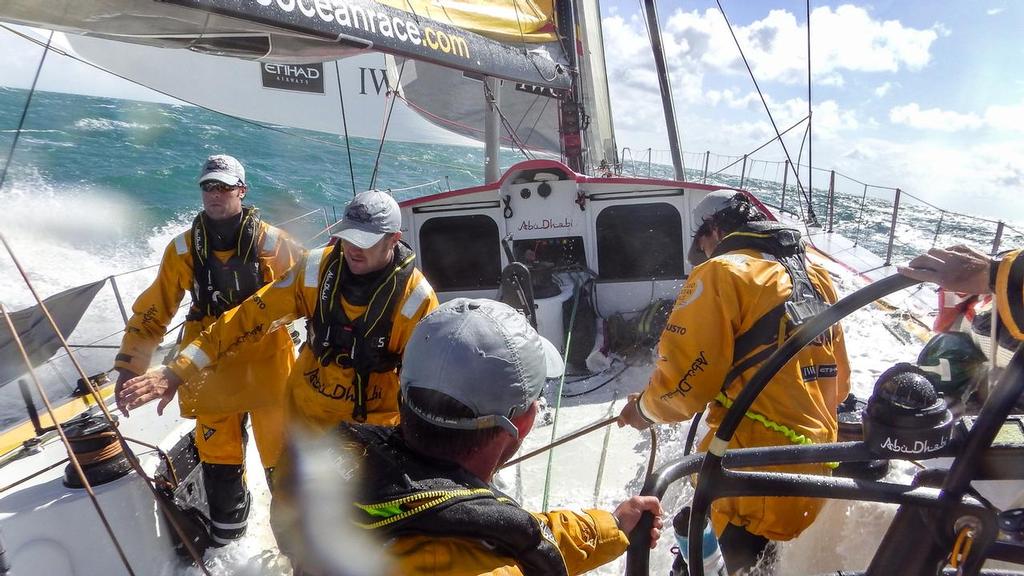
2;85;1022;427
1;87;1021;574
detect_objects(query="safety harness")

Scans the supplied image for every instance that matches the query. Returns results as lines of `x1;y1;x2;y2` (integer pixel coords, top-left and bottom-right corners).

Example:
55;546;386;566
308;242;415;421
708;223;835;452
344;424;569;576
188;206;263;321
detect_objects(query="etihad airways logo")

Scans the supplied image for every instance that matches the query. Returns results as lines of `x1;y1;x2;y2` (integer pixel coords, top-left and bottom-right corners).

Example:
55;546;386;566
254;0;471;59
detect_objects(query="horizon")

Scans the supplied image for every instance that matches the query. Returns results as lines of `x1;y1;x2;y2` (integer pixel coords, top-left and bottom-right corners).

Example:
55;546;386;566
1;1;1022;225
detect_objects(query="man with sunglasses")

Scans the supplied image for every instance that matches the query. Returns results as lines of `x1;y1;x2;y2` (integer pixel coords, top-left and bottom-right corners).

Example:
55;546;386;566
113;154;302;550
618;190;851;574
120;188;438;433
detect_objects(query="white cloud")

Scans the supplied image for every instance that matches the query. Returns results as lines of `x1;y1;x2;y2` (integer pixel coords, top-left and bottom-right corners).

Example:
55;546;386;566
874;82;893;97
987;8;1005;16
889;103;984;131
888;101;1024;133
984;102;1024;132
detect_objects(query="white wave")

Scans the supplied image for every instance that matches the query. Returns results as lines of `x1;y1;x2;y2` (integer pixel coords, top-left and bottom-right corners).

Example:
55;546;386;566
73;117;167;132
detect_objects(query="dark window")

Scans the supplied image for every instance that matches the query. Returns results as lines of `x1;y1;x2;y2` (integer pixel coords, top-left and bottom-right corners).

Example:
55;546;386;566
419;215;501;291
596;203;685;280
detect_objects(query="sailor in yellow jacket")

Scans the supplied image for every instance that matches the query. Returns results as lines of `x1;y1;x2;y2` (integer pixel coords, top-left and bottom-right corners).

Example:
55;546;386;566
271;299;664;576
618;190;851;573
901;245;1023;340
119;189;438;434
114;154;302;546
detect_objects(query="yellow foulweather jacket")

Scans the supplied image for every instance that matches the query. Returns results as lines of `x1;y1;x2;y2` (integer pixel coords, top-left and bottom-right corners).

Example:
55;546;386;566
115;221;301;415
168;244;438;431
996;249;1023;340
384;510;628;576
638;246;851;541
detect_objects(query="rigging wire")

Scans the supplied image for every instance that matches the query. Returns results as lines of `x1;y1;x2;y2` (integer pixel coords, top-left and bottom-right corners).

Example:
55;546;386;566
1;235;213;573
0;30;52;194
333;60;358;196
482;80;535;160
369;59;408;191
709;115;809;177
714;0;818;225
806;0;814;217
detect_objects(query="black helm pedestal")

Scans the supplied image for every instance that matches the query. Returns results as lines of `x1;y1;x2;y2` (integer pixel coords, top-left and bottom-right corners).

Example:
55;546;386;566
863;363;955;459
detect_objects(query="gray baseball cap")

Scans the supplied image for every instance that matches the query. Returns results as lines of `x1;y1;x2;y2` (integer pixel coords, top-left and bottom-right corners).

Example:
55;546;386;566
198;154;246;187
688;189;743;266
400;298;564;440
334;190;402;249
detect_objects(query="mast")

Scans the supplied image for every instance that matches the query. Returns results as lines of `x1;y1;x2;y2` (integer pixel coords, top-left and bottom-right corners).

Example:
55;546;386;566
484;76;501;182
556;0;585;173
642;0;686;181
575;0;619;171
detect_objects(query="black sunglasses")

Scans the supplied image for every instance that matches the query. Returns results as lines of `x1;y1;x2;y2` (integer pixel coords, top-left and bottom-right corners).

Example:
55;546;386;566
200;181;238;194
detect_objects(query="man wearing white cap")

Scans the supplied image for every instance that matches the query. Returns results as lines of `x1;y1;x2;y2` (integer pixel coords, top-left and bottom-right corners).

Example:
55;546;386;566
273;298;663;575
618;190;850;573
113;154;302;548
120;189;437;436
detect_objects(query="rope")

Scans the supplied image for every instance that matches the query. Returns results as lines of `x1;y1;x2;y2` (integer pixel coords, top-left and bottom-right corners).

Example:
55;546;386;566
369;59;408;191
0;302;138;576
0;236;212;574
541;279;583;512
714;0;817;225
593;393;618;506
333;60;358;196
0;30;52;193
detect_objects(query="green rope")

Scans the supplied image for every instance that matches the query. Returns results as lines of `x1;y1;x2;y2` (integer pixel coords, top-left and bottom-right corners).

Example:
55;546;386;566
541;279;582;512
715;392;838;469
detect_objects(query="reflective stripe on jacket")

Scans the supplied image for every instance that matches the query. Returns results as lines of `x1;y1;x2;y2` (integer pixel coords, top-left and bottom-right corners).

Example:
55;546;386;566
168;244;438;431
639;247;851;541
996;249;1023;340
115;221;301;415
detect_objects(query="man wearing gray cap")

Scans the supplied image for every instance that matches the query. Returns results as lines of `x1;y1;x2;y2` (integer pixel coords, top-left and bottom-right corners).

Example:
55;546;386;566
618;190;850;573
120;189;437;437
113;154;302;548
273;298;663;575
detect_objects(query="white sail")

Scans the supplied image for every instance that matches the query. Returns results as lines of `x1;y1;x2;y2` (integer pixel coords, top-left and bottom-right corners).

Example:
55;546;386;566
57;33;479;146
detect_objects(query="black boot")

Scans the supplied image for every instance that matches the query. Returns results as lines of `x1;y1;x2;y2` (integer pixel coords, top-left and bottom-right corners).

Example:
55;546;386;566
203;463;251;546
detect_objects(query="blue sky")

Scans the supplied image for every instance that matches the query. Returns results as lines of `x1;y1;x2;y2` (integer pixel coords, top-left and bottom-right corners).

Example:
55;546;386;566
1;2;1022;224
599;1;1024;224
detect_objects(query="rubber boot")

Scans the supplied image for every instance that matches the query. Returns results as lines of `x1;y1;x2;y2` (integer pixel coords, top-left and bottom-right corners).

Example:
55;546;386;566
203;462;251;546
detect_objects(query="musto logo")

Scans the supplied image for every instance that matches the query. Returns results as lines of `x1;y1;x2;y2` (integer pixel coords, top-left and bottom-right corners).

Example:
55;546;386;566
254;0;470;59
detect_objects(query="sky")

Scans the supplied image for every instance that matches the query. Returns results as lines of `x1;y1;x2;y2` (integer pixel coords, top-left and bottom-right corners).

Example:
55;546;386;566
0;2;1022;224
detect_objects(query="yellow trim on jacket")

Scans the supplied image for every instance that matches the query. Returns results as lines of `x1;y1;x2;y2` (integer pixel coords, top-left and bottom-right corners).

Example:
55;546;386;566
639;247;851;541
168;244;439;432
115;221;302;415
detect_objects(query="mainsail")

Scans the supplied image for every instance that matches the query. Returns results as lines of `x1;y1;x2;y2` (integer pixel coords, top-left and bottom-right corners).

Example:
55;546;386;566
0;0;569;89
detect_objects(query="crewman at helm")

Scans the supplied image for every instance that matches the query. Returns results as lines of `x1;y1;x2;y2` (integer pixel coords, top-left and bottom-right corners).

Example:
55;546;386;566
119;188;438;434
618;190;851;574
900;245;1024;341
114;154;303;548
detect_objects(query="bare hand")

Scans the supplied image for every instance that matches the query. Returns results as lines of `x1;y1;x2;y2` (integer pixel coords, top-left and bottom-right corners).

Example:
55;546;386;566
898;245;993;295
617;393;652;430
114;369;138;417
613;495;664;548
117;367;182;416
